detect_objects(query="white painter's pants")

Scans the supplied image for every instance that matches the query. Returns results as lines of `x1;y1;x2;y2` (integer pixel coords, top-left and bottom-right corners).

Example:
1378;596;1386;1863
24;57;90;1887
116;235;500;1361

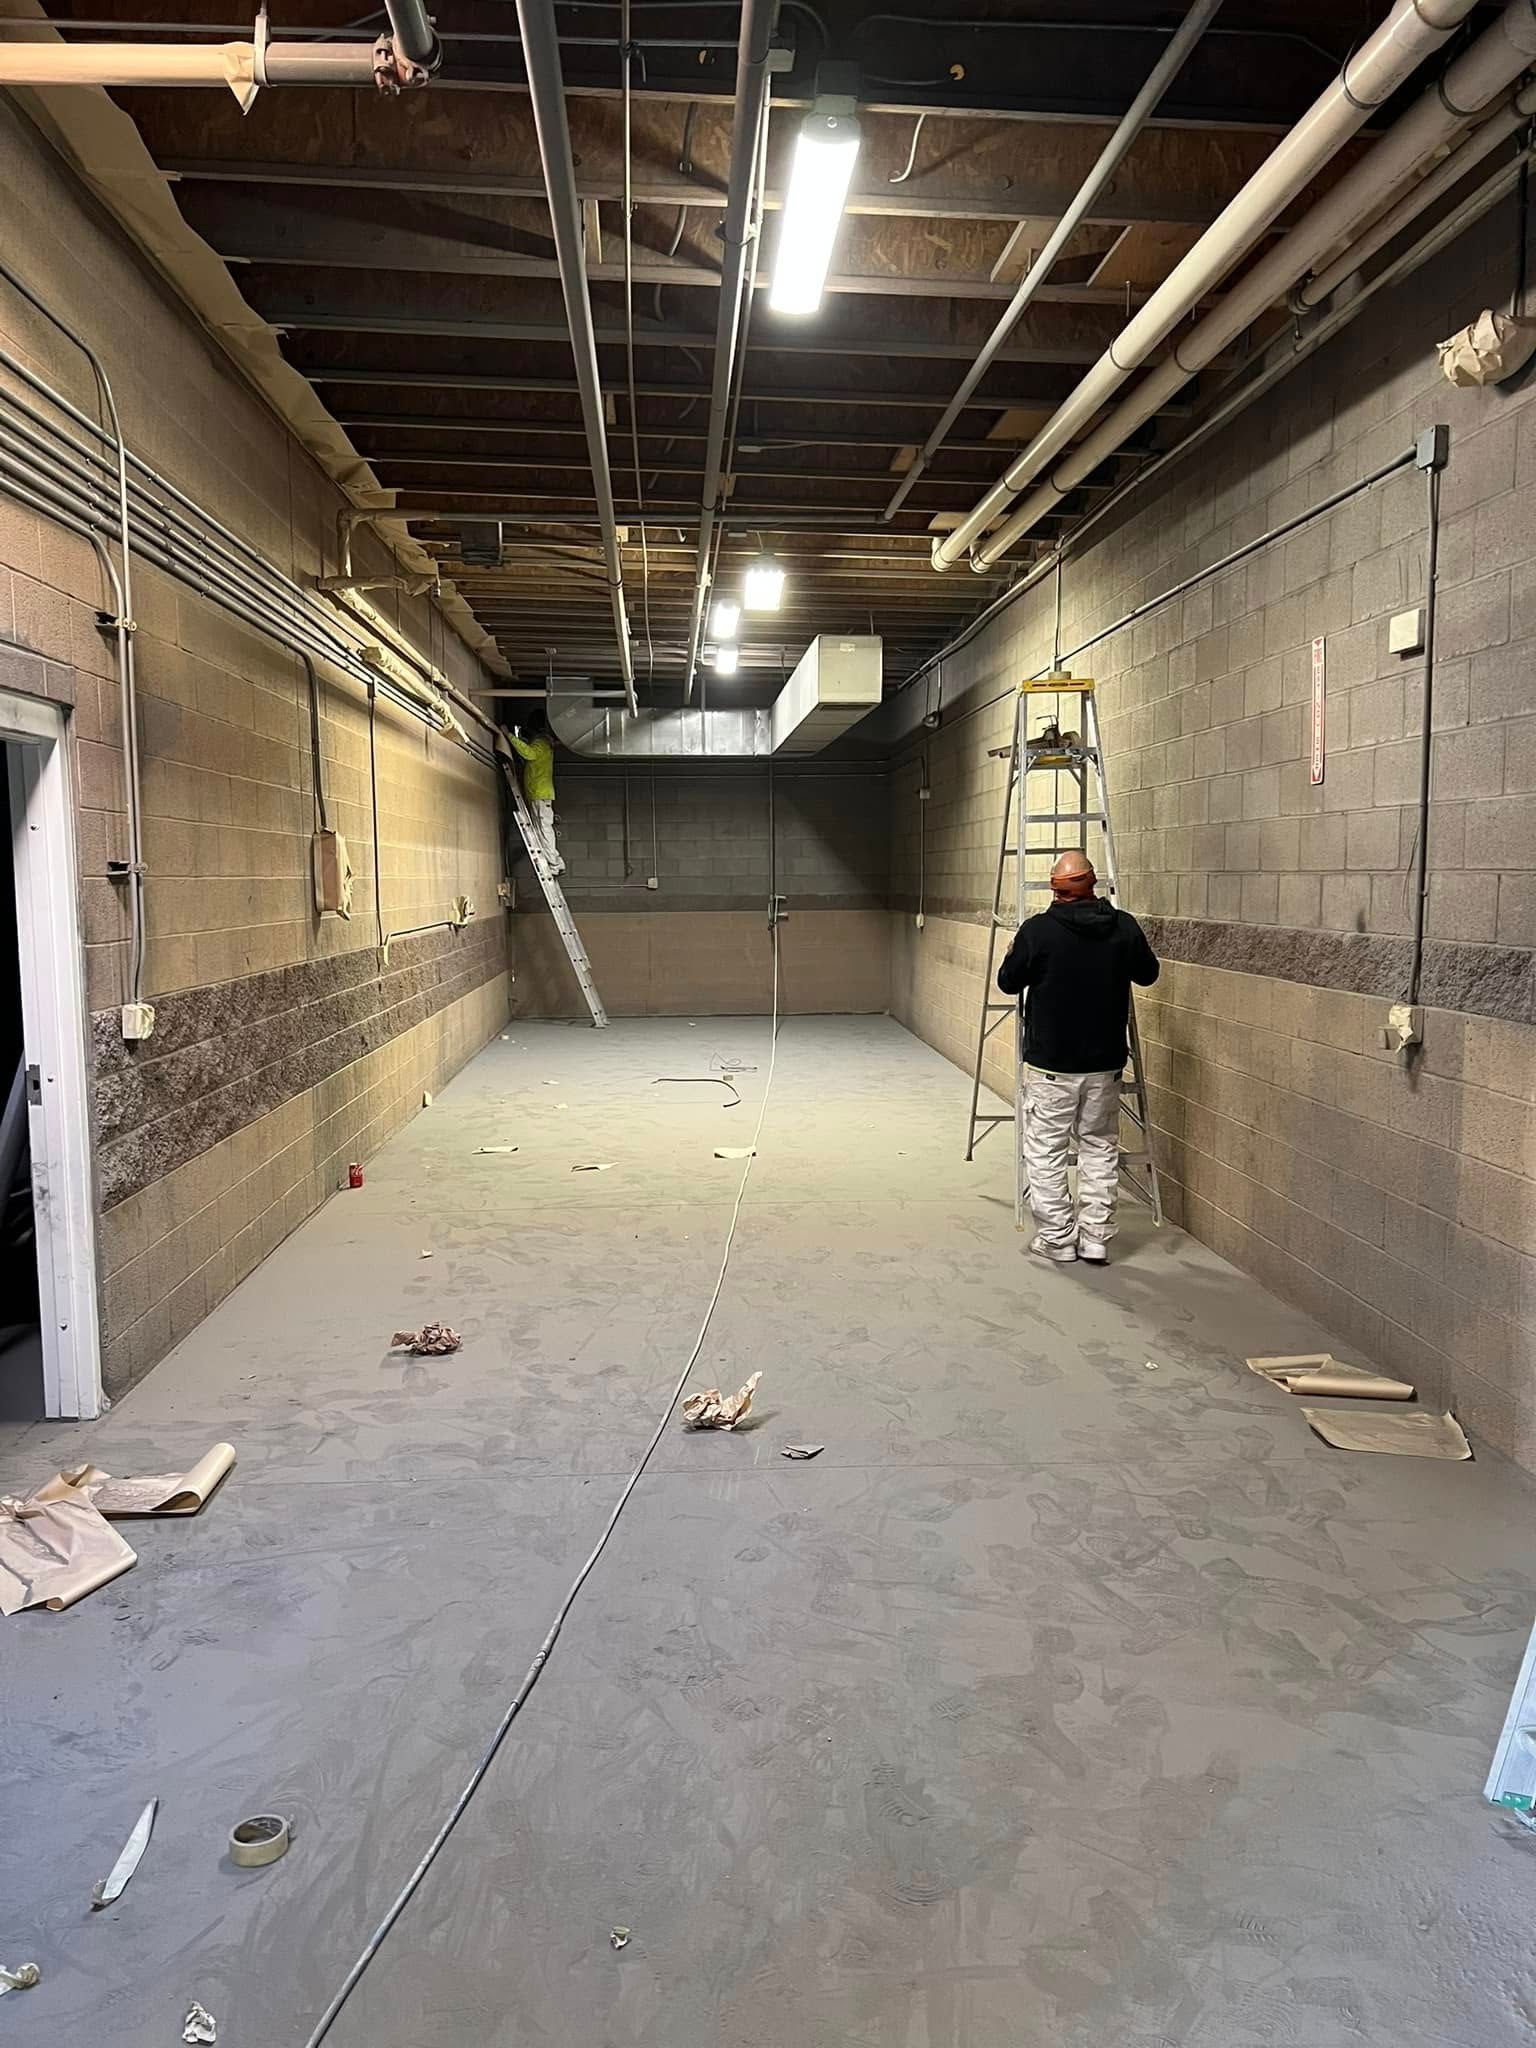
531;797;564;875
1022;1066;1123;1250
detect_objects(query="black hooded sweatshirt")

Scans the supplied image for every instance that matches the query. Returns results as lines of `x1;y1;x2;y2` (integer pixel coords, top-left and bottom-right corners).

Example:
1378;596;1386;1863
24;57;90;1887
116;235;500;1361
997;896;1160;1073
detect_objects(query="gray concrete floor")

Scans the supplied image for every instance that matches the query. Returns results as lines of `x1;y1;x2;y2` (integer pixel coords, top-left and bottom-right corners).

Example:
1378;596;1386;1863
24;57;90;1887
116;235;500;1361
4;1015;1536;2048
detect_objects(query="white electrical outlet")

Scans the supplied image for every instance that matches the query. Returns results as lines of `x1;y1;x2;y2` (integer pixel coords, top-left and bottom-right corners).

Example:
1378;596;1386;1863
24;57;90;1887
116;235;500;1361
121;1001;155;1043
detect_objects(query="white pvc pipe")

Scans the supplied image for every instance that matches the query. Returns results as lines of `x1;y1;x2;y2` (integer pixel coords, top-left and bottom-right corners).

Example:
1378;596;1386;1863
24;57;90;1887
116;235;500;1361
972;0;1536;572
931;0;1480;571
0;38;378;96
1300;79;1536;307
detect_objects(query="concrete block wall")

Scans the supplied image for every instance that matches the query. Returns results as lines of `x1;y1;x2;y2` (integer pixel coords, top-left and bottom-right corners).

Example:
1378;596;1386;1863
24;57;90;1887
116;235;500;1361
0;104;510;1399
887;196;1536;1466
515;764;891;1017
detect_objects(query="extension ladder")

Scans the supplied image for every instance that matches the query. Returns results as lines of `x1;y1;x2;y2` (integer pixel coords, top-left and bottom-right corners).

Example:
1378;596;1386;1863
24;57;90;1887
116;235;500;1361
501;758;608;1028
964;672;1161;1229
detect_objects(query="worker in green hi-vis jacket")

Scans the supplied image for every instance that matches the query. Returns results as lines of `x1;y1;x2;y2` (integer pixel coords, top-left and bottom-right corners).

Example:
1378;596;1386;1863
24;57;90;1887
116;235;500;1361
508;709;564;876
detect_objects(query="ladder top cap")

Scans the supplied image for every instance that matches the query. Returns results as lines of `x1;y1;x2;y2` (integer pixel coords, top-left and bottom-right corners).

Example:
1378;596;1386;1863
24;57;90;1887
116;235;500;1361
1022;673;1094;694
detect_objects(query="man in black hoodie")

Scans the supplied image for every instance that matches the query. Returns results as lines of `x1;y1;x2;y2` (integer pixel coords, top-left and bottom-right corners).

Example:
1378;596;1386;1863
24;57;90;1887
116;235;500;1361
996;849;1159;1266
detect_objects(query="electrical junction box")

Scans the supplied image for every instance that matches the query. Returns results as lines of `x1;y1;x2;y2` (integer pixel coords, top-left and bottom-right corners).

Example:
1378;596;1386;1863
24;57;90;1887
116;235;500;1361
313;829;353;919
770;635;882;755
121;1001;155;1043
1388;607;1425;655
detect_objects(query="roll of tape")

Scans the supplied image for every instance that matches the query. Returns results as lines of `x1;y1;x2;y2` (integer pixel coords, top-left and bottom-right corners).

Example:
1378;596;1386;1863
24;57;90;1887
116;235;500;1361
229;1815;291;1868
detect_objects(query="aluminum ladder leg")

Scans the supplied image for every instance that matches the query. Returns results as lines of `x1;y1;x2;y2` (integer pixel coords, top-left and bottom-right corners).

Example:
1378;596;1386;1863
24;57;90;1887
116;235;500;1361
502;763;608;1028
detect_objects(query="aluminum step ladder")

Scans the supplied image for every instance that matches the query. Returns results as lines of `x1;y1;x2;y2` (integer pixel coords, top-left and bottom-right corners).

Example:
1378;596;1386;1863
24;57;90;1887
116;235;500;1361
501;759;608;1028
964;671;1160;1229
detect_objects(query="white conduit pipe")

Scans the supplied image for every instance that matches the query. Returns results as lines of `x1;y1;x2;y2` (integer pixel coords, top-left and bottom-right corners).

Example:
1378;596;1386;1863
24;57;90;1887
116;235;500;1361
931;0;1481;572
0;39;382;100
1299;78;1536;306
973;0;1536;572
881;0;1222;524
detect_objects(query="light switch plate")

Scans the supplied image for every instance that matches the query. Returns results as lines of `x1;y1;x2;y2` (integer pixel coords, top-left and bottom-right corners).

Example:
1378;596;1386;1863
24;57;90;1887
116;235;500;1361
1388;607;1425;655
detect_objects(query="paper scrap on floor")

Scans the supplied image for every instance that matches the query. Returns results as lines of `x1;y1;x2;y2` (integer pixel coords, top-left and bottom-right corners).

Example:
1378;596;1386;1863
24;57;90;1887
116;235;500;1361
781;1444;823;1460
715;1148;757;1160
1302;1407;1471;1459
37;1442;236;1518
682;1372;762;1430
392;1323;462;1355
1248;1353;1413;1401
0;1963;40;1996
182;2000;217;2043
0;1486;136;1615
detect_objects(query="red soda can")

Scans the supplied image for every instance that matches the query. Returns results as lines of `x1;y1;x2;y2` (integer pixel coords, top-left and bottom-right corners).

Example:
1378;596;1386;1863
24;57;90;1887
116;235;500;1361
347;1162;364;1188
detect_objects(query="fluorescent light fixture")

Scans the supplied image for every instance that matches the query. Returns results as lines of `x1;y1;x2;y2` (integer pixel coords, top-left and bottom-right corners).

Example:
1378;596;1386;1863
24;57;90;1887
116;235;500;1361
769;103;862;316
710;597;741;639
711;643;740;676
743;553;785;612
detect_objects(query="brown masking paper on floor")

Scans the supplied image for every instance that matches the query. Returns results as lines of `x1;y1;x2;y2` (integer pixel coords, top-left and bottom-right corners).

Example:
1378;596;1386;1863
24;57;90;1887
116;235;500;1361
0;1488;136;1615
1247;1354;1414;1400
682;1372;762;1430
39;1442;237;1518
1302;1408;1472;1459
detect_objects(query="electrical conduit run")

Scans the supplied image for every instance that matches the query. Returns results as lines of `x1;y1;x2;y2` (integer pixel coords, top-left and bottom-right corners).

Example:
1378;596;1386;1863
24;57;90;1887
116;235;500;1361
969;0;1536;573
930;0;1480;572
301;937;785;2047
883;0;1220;525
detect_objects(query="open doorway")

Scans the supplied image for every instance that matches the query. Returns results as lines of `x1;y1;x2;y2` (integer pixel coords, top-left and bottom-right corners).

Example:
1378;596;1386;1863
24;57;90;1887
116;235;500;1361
0;748;42;1419
1;689;102;1420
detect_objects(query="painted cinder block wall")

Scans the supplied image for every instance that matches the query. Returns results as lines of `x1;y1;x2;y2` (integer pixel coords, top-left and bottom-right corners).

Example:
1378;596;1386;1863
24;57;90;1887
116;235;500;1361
0;105;510;1399
888;199;1536;1465
514;765;891;1017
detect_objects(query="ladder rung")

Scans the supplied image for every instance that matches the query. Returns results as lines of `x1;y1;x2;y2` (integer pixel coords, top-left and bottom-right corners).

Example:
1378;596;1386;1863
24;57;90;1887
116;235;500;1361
972;1113;1012;1126
1026;811;1107;825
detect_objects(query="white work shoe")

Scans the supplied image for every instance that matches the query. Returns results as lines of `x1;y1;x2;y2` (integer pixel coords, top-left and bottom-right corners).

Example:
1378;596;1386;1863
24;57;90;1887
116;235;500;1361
1029;1235;1078;1264
1078;1239;1109;1265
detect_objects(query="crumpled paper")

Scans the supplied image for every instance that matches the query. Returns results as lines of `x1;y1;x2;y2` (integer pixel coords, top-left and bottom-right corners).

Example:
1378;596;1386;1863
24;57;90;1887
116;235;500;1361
0;1486;137;1616
38;1443;236;1517
392;1324;461;1355
1437;308;1536;387
0;1963;40;1995
681;1372;762;1430
183;2000;217;2043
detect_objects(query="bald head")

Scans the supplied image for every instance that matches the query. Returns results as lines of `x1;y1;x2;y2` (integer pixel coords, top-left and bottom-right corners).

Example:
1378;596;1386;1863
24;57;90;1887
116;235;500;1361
1050;850;1097;901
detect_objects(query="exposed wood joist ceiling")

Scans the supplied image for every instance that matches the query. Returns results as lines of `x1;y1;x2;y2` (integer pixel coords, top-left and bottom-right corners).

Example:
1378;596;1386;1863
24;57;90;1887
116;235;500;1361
15;0;1393;702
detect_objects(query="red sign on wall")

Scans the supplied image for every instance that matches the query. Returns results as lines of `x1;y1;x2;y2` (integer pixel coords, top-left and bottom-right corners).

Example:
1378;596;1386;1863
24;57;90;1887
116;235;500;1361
1309;635;1326;787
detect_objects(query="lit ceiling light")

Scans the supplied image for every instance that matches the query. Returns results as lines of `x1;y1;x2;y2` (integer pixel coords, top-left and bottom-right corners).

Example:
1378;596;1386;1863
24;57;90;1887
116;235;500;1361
743;553;785;612
711;597;741;639
768;96;862;316
711;643;740;676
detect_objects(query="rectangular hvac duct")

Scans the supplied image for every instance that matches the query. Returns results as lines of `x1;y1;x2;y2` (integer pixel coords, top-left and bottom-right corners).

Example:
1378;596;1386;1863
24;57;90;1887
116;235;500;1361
770;635;882;755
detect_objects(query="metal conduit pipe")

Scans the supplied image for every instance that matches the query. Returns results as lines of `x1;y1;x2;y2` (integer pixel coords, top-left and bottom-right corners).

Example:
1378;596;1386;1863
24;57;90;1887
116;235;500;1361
682;0;780;704
0;440;470;754
0;338;401;674
514;0;637;714
972;0;1536;571
1298;77;1536;307
931;0;1481;572
0;262;146;1011
873;137;1535;740
883;0;1220;527
0;396;502;764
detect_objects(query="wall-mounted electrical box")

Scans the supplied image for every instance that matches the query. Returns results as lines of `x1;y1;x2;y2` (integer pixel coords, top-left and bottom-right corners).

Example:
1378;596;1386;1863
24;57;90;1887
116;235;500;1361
313;829;353;919
1388;608;1425;656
